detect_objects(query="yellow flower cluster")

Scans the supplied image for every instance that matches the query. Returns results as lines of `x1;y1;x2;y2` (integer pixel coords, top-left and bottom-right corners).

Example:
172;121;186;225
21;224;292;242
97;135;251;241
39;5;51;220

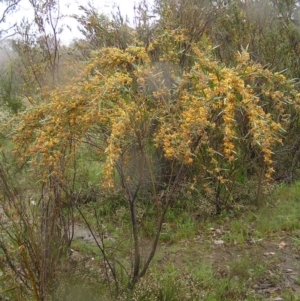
11;31;297;190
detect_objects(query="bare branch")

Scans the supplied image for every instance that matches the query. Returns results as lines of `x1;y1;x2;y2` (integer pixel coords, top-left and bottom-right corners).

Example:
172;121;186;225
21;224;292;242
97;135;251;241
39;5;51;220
0;0;21;24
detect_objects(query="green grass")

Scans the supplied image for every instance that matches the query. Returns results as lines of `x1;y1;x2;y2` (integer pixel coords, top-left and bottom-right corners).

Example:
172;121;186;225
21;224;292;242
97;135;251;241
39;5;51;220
4;175;300;300
72;179;300;301
71;238;100;257
47;179;300;301
255;183;300;234
118;182;300;300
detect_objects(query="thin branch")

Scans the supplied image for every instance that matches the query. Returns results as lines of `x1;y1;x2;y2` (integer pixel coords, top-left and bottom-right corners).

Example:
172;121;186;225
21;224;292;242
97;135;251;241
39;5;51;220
0;0;21;24
76;205;119;289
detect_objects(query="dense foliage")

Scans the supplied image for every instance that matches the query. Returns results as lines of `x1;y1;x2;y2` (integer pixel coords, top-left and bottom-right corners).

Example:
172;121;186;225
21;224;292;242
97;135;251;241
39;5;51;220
1;0;300;299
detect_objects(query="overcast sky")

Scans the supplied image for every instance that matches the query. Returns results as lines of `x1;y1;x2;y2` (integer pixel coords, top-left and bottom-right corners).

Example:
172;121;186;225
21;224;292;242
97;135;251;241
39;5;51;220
0;0;155;43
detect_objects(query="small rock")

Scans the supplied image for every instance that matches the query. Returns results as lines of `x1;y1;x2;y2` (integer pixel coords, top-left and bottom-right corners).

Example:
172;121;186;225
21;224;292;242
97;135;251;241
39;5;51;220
215;228;222;234
278;241;287;249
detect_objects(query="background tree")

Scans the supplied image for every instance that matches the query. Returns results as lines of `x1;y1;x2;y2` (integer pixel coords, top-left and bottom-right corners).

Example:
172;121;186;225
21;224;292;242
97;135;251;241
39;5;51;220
11;0;66;102
73;2;134;59
0;0;22;37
